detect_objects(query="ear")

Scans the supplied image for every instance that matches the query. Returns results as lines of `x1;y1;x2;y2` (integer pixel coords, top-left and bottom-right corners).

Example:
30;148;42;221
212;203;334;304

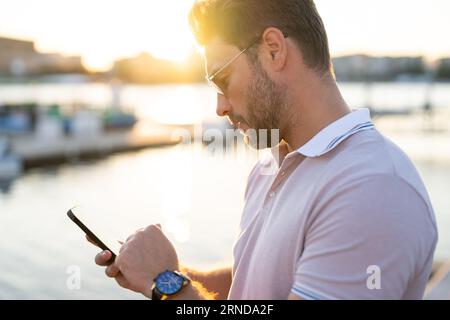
259;27;288;71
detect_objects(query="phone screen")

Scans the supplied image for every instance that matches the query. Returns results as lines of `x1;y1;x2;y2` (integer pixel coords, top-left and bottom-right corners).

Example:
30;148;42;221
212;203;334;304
67;206;122;258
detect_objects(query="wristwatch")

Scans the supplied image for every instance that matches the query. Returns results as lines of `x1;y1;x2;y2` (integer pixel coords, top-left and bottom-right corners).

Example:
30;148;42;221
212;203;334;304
151;270;191;300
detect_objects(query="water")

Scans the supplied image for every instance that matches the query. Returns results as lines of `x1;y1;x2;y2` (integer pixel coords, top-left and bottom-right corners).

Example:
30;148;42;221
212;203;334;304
0;82;450;299
0;144;259;299
1;82;450;124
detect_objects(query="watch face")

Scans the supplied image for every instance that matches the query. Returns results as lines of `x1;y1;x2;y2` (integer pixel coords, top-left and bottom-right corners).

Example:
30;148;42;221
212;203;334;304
155;271;184;295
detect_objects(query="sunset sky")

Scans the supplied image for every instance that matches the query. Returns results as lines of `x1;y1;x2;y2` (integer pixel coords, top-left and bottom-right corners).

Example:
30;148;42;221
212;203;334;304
0;0;449;71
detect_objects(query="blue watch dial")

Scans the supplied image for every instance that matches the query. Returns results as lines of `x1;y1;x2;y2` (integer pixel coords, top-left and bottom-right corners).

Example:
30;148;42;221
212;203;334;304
155;271;184;295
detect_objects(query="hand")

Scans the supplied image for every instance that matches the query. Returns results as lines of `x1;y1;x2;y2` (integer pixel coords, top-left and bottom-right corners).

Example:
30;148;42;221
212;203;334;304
87;235;130;289
92;224;179;298
94;250;134;290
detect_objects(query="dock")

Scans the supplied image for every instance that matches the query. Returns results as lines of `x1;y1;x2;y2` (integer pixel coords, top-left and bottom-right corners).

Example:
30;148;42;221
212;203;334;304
9;121;191;170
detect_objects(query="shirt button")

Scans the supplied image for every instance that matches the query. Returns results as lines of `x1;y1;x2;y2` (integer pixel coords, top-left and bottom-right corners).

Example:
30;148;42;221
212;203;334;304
269;191;275;198
280;171;286;176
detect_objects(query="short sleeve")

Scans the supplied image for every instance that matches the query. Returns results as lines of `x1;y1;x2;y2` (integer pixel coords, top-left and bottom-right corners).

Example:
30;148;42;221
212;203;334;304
292;174;437;300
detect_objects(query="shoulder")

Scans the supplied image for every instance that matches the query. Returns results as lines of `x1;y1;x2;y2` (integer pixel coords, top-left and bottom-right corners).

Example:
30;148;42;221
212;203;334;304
304;129;437;237
308;173;437;250
317;129;433;208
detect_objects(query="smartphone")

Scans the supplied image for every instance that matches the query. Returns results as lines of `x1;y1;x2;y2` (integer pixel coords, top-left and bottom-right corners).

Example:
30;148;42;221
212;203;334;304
67;206;122;261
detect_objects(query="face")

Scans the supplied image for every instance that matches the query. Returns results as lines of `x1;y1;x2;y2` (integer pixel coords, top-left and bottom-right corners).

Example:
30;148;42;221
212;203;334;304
205;38;287;149
244;59;286;149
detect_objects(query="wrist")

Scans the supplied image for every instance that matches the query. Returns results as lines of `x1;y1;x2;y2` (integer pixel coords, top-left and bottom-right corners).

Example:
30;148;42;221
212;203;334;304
167;282;203;300
144;286;152;299
150;270;191;300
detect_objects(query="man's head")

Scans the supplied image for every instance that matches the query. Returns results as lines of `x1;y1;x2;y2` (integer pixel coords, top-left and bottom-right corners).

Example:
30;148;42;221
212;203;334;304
189;0;333;148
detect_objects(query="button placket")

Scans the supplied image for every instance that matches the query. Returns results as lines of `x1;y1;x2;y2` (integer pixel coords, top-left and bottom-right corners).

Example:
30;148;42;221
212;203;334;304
265;154;305;203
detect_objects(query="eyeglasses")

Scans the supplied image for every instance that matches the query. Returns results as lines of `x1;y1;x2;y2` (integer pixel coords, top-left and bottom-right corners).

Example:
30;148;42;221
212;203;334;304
205;42;256;96
205;30;288;96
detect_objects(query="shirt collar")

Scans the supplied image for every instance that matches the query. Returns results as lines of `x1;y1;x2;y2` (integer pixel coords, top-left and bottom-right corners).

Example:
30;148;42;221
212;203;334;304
268;108;374;165
298;108;374;157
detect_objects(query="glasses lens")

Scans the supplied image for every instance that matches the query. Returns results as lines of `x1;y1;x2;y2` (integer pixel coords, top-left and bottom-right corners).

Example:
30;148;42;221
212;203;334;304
207;77;225;96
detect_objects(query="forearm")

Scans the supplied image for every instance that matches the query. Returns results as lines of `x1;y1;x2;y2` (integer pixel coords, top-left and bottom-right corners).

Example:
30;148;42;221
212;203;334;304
180;266;232;300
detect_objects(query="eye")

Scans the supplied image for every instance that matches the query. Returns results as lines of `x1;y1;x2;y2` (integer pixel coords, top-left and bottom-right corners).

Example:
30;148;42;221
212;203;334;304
214;74;230;94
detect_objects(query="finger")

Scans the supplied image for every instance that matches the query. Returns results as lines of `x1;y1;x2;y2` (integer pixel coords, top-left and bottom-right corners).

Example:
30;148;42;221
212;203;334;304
95;250;112;266
115;274;130;289
125;234;135;243
119;242;127;254
105;263;121;278
86;234;99;247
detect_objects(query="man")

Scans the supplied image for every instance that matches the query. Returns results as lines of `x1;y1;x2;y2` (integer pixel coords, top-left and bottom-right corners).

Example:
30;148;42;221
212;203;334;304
91;0;437;300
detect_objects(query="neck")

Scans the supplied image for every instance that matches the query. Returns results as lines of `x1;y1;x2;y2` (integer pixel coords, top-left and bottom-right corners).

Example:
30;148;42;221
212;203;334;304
282;72;351;152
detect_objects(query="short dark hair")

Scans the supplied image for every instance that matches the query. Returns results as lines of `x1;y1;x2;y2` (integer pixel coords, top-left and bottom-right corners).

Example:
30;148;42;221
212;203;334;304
189;0;332;74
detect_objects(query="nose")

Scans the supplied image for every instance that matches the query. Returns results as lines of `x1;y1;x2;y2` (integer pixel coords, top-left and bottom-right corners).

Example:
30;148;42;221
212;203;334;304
216;93;232;117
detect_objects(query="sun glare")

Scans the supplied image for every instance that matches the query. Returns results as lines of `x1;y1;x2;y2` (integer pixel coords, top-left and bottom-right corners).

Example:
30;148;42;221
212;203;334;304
1;0;449;72
1;0;197;72
81;0;197;70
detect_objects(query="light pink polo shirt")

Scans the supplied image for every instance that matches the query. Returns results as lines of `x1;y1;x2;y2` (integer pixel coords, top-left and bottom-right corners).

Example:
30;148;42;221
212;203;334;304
228;108;438;300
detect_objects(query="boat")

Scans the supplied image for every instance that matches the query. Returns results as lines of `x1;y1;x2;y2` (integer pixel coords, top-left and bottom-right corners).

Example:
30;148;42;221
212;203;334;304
0;137;22;181
0;102;181;170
